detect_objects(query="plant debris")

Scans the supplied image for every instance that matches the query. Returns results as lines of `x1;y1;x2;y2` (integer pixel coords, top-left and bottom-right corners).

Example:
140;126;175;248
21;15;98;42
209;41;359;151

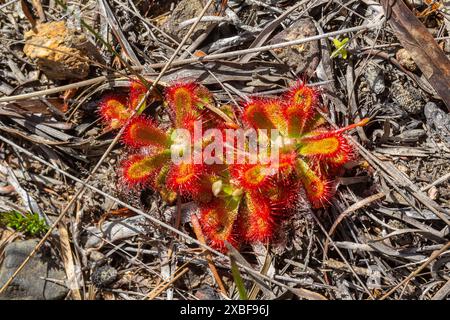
0;0;449;301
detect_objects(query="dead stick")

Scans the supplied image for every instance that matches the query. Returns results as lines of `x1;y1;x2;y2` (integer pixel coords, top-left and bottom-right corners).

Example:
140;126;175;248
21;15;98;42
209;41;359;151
380;241;450;300
146;268;189;300
148;22;383;69
191;214;228;297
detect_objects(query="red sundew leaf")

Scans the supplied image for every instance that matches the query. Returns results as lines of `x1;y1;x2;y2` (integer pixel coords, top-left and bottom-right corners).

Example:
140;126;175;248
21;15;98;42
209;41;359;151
165;81;199;126
123;116;171;149
265;176;300;215
301;113;327;133
166;162;207;197
295;159;333;208
121;151;171;187
283;82;318;116
195;84;214;108
192;174;219;204
261;98;288;135
332;118;370;134
179;111;203;140
274;150;297;178
298;131;352;163
129;79;148;111
99;94;131;129
199;197;240;251
326;148;354;167
298;118;368;165
282;83;319;137
237;192;275;242
230;163;273;192
283;105;306;138
242;99;276;130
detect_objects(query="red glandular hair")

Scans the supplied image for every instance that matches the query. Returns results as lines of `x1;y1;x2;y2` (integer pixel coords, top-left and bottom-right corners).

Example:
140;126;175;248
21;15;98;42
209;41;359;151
166;163;207;197
229;163;273;192
282;83;319;137
98;94;131;129
295;159;334;209
237;192;274;242
242;98;276;130
199;198;239;250
122;116;171;149
129;79;148;109
298;130;353;164
165;81;200;126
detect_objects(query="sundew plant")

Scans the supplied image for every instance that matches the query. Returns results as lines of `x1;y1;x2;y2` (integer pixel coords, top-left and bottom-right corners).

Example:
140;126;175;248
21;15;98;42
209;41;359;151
99;80;367;250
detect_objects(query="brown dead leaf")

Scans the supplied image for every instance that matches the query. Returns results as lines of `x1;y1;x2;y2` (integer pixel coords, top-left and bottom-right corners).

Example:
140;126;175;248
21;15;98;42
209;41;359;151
58;222;82;300
381;0;450;111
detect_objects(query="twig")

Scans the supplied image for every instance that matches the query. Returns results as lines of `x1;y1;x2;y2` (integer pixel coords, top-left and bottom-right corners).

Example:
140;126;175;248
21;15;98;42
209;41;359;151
379;241;450;300
147;22;384;69
146;268;189;300
191;214;228;297
0;76;107;103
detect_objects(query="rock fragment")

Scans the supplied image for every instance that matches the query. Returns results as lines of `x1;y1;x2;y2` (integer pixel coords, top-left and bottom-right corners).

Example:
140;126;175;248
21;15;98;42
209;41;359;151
162;0;216;44
396;48;417;72
91;265;118;288
23;21;92;80
424;101;450;143
0;239;68;300
390;80;425;115
365;63;385;94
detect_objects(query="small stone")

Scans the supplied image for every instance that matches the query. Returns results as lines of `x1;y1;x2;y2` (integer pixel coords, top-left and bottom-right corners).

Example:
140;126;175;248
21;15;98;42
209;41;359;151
424;102;450;143
194;286;222;300
23;21;92;80
88;251;105;262
396;164;410;175
0;239;68;300
427;186;439;200
396;48;417;72
270;18;320;77
390;81;424;115
365;64;385;94
162;0;216;44
91;265;118;288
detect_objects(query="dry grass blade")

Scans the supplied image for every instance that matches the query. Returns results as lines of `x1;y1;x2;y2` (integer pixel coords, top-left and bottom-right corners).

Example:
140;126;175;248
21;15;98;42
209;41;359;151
20;0;37;30
148;22;383;69
380;241;450;300
0;76;107;103
146;267;189;300
98;0;141;66
431;279;450;300
58;222;82;300
225;242;276;299
323;192;386;259
240;0;307;63
191;214;228;297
